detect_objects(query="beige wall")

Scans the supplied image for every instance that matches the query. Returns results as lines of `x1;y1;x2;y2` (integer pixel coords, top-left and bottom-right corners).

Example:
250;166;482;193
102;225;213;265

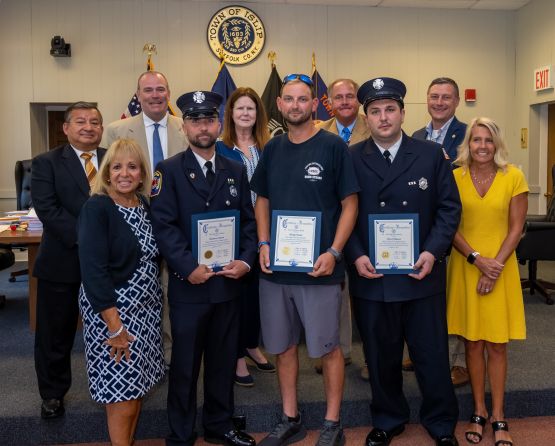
0;0;525;210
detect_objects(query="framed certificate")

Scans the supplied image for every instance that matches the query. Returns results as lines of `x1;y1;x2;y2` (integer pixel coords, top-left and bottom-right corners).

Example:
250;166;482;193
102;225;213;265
368;214;419;274
270;210;321;272
192;210;240;272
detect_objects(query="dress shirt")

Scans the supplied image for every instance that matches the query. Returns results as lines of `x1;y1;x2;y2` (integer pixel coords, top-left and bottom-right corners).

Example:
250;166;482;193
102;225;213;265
335;120;356;143
143;113;169;169
192;151;216;177
425;116;454;145
375;136;403;162
72;146;99;174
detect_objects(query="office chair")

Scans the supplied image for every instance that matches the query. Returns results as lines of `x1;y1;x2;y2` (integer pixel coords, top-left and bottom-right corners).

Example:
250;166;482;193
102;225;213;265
0;248;15;308
516;164;555;305
8;159;33;283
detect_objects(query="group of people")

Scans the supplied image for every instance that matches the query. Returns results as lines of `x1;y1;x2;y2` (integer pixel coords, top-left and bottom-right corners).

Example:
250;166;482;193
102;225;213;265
29;69;527;446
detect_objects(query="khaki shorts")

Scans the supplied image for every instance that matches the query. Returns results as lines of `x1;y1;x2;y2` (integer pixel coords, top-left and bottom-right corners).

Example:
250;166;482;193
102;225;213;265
259;280;341;358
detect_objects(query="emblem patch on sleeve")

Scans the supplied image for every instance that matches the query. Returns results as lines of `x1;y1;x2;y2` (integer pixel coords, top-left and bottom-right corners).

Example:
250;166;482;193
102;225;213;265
151;170;162;197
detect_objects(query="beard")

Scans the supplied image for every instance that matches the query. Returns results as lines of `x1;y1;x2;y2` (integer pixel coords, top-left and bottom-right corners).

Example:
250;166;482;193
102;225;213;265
190;133;218;149
283;109;312;126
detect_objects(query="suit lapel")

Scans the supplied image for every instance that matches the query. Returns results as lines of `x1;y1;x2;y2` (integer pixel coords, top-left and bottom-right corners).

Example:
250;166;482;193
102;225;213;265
167;116;185;156
208;155;230;201
380;135;418;191
183;149;210;199
61;145;90;196
361;139;389;181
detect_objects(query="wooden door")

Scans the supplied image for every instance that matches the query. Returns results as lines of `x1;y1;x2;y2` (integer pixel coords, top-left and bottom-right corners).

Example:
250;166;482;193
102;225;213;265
47;110;67;149
546;104;555;204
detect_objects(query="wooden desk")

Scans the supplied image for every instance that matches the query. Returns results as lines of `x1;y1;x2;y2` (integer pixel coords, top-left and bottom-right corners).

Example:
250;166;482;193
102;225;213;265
0;229;42;330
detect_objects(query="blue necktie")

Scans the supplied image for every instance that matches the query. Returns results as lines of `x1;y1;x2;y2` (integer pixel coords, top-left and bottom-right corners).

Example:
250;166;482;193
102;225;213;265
152;123;164;170
341;127;351;143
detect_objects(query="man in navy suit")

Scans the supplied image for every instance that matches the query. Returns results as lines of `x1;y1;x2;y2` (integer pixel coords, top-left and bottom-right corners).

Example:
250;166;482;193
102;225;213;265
150;91;257;446
411;77;470;387
412;77;467;162
346;78;461;446
32;101;106;419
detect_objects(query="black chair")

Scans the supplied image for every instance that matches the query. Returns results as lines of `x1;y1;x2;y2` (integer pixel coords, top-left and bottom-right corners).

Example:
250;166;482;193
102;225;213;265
516;164;555;305
0;249;15;308
8;159;32;283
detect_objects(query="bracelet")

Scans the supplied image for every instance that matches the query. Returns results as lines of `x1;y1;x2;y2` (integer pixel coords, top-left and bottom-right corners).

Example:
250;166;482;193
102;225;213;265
258;240;270;249
107;325;125;339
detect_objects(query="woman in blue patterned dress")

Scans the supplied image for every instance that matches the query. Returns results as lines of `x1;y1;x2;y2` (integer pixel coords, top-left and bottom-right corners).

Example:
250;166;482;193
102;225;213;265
216;87;275;386
78;138;164;445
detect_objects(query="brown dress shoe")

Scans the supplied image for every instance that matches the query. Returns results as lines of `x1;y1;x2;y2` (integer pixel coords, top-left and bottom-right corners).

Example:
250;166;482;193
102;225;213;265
450;366;470;387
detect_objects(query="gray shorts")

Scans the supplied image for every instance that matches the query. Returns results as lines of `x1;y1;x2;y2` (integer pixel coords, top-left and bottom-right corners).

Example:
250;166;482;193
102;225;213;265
259;280;341;358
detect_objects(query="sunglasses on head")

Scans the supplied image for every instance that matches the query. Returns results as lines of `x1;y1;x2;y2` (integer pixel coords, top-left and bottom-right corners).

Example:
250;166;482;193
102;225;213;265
282;73;314;86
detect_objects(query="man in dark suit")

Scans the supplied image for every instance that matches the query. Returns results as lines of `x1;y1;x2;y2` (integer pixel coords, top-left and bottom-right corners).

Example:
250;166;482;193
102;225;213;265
150;91;257;446
411;77;469;387
32;101;106;419
346;78;461;446
412;77;467;162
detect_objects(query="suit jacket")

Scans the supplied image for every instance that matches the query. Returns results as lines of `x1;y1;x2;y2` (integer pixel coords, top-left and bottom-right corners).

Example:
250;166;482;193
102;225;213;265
345;133;461;302
31;144;106;283
78;194;152;313
102;112;188;172
150;149;257;304
412;116;467;162
316;114;371;146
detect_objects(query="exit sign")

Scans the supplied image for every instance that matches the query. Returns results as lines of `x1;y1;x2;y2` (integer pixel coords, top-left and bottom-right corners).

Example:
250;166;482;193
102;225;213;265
534;65;553;91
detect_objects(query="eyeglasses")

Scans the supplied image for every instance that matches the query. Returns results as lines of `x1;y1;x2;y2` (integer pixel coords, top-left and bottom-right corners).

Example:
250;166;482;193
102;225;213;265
282;73;313;87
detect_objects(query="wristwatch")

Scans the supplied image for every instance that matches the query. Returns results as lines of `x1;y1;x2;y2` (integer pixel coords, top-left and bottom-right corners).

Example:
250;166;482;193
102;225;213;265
467;251;480;264
326;247;343;263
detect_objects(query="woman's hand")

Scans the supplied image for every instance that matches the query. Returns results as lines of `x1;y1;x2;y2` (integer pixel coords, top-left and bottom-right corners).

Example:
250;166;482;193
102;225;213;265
476;274;496;296
474;256;504;280
104;328;135;363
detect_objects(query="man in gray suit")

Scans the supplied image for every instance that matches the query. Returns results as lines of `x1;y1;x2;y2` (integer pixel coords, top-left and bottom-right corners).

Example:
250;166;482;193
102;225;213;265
102;70;188;365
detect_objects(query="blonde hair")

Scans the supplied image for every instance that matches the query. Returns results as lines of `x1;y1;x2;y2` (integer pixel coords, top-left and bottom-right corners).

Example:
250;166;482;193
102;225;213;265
91;138;151;196
454;117;509;172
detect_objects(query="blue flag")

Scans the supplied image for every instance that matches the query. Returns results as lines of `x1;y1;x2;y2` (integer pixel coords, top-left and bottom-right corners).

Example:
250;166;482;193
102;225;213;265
211;62;237;124
311;70;334;121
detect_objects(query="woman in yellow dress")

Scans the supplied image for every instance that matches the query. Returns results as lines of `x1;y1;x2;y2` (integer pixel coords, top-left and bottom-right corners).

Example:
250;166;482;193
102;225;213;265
446;117;528;446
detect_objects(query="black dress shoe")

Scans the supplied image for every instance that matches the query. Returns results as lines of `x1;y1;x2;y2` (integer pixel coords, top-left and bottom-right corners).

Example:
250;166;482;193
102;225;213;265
435;435;459;446
365;426;405;446
205;429;256;446
245;350;276;373
41;398;65;419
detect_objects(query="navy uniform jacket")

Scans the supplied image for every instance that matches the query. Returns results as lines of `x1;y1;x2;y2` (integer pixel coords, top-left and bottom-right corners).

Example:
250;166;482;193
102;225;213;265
150;148;257;304
32;144;106;283
412;116;467;162
345;133;461;302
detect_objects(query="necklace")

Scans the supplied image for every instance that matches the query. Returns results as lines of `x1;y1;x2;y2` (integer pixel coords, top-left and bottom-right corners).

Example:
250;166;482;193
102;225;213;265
470;170;496;185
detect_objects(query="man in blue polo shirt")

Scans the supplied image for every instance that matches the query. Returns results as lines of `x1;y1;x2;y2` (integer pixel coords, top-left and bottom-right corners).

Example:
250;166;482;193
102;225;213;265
251;74;359;446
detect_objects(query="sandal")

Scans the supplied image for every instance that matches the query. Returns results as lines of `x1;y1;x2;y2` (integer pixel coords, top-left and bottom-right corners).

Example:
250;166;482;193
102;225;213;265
465;414;487;444
491;420;513;446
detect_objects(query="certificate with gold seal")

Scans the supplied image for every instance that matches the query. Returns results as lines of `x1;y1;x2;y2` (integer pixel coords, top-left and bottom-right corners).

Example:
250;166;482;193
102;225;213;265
270;210;321;272
368;214;419;274
192;210;240;272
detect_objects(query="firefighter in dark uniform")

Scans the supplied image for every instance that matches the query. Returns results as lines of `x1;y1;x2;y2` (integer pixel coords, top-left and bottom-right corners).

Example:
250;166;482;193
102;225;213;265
345;77;462;446
150;90;257;446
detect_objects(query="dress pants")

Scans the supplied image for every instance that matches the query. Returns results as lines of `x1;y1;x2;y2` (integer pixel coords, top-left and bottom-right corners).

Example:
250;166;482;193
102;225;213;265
166;299;239;446
238;264;261;357
34;278;80;400
353;294;458;438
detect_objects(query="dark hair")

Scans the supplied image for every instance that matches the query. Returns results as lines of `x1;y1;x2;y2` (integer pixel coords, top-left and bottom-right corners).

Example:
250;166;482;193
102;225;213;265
427;77;460;98
221;87;270;150
64;102;102;123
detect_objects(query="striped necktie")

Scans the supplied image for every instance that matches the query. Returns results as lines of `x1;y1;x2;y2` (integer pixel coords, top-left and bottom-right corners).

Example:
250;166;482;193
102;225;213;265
80;152;97;187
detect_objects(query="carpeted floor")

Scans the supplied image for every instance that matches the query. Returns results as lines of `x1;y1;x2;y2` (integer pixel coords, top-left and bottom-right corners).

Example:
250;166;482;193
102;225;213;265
1;260;554;445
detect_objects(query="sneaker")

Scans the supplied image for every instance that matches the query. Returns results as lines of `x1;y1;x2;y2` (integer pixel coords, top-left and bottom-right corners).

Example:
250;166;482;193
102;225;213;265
316;420;345;446
259;413;307;446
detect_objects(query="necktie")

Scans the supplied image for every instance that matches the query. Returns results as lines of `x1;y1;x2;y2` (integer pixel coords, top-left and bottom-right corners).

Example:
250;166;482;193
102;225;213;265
341;127;351;143
383;150;392;167
205;161;215;187
152;123;164;170
80;152;97;187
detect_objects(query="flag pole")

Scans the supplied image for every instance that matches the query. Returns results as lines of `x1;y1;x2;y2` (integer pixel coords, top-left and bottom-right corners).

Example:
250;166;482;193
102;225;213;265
268;51;276;69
